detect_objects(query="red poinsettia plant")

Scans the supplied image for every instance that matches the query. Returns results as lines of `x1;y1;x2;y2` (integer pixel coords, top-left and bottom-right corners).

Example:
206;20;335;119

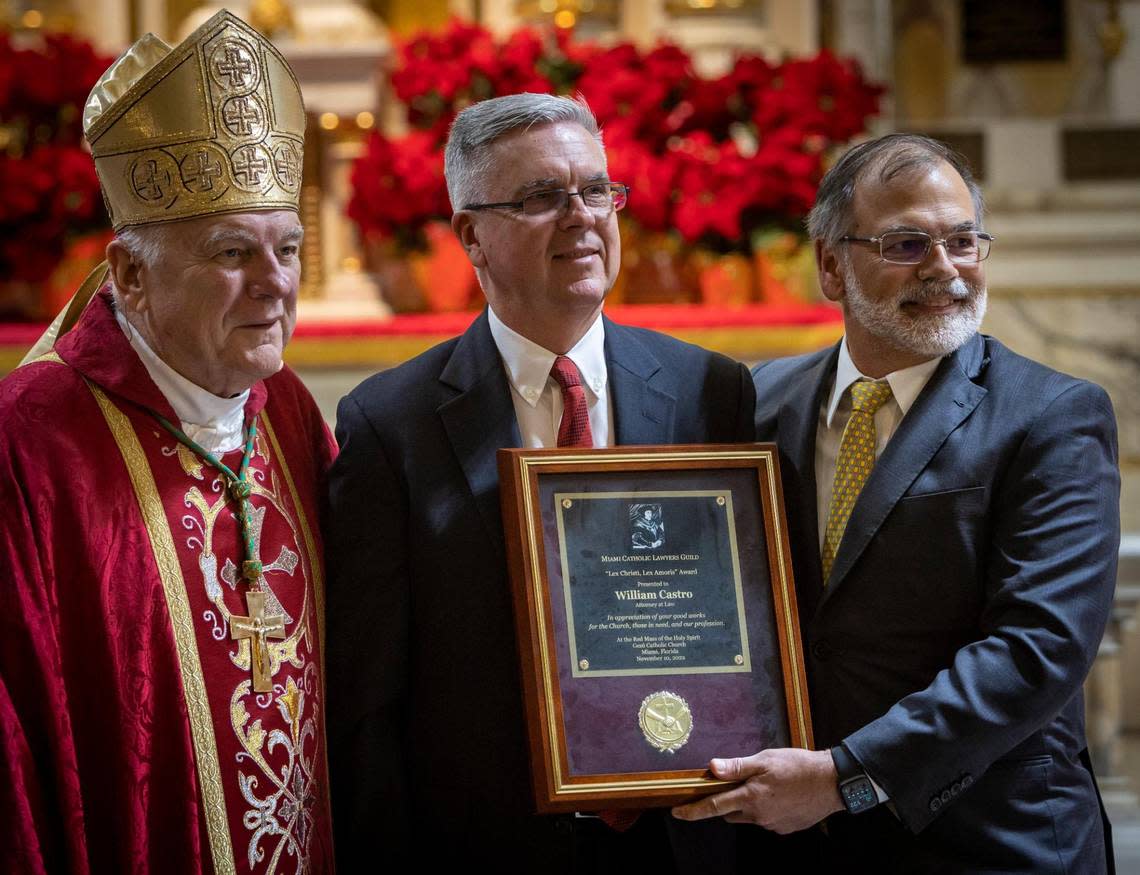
0;31;112;286
348;18;884;254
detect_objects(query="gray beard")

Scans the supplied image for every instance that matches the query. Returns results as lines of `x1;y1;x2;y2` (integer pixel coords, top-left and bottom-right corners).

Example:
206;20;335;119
842;266;987;361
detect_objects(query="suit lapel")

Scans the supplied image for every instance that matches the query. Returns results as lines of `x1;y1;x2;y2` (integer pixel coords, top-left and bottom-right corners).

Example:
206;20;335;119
820;335;988;605
437;312;520;560
775;347;838;619
604;319;676;444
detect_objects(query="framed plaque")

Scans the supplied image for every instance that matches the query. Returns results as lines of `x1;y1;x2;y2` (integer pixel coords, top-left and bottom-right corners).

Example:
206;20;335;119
498;444;812;812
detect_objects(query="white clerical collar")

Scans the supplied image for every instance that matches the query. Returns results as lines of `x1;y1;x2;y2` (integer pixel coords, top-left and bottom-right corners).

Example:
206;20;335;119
115;307;249;454
488;307;607;408
824;337;942;428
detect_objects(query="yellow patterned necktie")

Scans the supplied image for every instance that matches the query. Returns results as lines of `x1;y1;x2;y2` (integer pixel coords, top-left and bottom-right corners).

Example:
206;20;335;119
821;379;894;582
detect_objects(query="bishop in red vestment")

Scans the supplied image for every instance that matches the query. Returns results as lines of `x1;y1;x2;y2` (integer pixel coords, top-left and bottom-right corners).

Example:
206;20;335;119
0;11;336;874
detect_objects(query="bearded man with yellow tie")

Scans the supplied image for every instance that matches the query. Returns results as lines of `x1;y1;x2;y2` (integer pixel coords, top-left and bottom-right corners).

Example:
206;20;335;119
674;134;1120;873
324;93;756;871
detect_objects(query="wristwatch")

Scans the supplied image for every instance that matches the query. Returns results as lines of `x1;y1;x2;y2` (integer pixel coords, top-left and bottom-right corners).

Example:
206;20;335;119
831;744;879;814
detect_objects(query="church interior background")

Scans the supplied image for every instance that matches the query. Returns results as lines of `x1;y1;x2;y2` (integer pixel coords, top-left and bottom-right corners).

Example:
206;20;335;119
2;0;1139;861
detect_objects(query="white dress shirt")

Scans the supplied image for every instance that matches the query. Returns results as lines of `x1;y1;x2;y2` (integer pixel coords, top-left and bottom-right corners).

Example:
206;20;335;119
487;307;614;448
815;338;942;547
115;307;249;455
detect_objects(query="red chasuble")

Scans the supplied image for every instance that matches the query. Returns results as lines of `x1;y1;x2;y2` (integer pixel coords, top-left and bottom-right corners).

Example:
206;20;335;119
0;292;337;874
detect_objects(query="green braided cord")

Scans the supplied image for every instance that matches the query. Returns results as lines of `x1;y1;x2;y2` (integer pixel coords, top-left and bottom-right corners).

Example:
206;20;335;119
151;411;261;585
236;418;259;581
151;411;242;482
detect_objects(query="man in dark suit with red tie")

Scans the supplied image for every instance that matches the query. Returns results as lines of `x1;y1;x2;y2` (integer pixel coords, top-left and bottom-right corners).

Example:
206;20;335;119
674;134;1119;873
324;93;755;871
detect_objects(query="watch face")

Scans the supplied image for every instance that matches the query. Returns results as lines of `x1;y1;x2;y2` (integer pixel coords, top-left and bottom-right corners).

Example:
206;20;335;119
840;777;878;814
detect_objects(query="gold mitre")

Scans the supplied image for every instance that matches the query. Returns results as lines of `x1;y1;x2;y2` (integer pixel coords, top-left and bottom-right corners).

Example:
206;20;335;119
83;9;305;230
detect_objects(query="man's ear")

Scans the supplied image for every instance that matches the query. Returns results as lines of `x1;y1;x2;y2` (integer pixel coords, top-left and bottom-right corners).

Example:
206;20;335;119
106;239;147;314
817;239;845;303
452;211;487;269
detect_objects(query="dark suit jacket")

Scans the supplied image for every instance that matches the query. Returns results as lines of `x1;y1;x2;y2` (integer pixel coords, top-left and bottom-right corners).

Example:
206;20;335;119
753;333;1119;873
326;312;755;870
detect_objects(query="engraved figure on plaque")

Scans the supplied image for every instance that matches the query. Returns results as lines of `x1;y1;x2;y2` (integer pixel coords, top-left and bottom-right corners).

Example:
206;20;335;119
630;503;664;550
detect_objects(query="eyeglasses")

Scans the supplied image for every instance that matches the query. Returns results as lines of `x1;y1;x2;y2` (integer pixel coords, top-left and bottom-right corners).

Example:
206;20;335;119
840;230;994;265
463;182;630;217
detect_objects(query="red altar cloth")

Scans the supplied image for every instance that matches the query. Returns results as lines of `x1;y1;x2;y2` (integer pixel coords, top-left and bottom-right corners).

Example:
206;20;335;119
0;293;337;873
288;301;842;338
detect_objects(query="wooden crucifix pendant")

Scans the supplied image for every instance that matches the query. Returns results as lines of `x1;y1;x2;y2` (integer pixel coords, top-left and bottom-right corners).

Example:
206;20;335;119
231;591;286;692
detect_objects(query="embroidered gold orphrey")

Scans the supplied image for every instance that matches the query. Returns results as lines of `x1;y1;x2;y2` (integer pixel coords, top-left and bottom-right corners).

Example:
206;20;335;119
90;381;236;875
93;386;324;874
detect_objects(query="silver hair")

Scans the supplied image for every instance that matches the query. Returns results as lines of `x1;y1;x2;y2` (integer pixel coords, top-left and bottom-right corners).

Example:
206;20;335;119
444;93;604;211
113;224;172;271
107;224;173;302
806;133;985;245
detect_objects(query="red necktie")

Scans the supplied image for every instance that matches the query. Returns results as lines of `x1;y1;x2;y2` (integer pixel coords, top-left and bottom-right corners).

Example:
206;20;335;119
550;357;633;829
550;355;593;448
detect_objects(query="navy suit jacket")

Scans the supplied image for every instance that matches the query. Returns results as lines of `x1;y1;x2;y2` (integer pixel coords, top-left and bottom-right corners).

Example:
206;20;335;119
753;333;1119;873
326;312;755;869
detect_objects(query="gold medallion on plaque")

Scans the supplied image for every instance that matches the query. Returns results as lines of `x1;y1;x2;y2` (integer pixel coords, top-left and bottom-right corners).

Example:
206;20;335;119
638;691;692;754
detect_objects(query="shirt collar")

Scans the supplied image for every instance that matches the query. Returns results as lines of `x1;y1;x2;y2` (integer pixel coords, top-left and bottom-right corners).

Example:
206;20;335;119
824;337;943;427
114;306;249;428
488;307;607;408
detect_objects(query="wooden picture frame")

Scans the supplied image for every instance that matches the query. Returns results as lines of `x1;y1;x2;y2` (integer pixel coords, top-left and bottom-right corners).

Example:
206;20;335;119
498;444;812;812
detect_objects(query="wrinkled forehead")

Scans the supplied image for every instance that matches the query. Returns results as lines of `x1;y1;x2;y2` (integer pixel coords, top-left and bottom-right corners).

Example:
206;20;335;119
485;121;608;188
850;158;975;232
176;208;304;245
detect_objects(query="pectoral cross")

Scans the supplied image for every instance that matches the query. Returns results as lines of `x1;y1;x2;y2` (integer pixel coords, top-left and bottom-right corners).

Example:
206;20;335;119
231;591;286;692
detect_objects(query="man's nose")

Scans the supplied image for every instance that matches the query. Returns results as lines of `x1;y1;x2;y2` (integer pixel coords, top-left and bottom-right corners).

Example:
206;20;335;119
248;251;294;297
557;190;596;228
917;239;961;281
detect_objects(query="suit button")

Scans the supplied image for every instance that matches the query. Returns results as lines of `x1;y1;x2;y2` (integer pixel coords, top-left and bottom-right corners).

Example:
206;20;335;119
961;774;973;789
811;641;830;660
929;797;942;813
950;782;961;796
941;789;952;803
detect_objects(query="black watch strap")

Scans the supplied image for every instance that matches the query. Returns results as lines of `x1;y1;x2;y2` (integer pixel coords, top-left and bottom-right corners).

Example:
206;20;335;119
831;744;879;815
